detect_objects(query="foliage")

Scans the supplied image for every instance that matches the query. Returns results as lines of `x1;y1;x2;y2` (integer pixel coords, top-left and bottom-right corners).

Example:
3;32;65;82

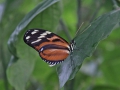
0;0;120;90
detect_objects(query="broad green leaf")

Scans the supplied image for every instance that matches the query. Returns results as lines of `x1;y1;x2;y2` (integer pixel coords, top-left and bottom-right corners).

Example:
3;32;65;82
7;58;35;90
57;9;120;87
7;0;61;90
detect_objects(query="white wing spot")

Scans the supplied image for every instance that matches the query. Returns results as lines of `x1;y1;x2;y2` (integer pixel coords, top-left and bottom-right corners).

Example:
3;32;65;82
67;45;70;49
34;30;39;31
49;63;56;67
26;36;30;40
41;33;47;36
40;31;51;36
38;35;45;39
46;31;51;34
31;30;39;35
31;39;41;44
40;48;44;51
65;50;70;54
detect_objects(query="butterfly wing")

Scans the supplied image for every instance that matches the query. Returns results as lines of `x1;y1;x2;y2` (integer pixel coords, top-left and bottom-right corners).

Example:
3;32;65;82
23;29;71;66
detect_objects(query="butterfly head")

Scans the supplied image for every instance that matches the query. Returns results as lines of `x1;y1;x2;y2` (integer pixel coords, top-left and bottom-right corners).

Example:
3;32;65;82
69;40;76;52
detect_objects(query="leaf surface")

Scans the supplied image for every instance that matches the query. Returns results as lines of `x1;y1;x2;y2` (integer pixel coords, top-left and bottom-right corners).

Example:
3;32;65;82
57;9;120;88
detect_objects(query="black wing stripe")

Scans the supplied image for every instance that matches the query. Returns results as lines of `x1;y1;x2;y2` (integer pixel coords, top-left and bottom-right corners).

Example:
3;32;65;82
39;44;70;52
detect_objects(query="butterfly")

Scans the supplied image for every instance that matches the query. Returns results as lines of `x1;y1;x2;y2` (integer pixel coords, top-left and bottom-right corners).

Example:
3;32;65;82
23;29;75;66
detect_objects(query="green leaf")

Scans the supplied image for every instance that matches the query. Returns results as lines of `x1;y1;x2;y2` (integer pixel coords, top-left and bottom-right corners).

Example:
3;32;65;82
57;9;120;88
7;58;35;90
7;0;61;90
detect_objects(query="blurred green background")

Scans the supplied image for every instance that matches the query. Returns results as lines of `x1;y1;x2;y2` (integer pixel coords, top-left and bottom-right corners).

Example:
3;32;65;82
0;0;120;90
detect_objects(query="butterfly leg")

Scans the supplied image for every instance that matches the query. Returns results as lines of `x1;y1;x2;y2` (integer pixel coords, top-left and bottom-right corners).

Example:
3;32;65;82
70;53;75;70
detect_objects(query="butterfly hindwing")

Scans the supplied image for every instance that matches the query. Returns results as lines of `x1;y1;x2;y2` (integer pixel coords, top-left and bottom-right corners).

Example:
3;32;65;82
24;29;71;66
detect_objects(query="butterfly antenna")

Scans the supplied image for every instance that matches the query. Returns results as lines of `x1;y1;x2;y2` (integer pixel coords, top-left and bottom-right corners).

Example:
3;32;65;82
75;23;92;38
75;22;84;36
81;24;91;34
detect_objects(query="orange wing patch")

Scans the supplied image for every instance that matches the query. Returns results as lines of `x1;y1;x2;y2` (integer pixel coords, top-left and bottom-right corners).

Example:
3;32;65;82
40;49;69;61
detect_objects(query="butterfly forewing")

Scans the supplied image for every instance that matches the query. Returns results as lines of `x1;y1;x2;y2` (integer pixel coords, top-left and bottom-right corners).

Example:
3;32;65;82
24;29;71;66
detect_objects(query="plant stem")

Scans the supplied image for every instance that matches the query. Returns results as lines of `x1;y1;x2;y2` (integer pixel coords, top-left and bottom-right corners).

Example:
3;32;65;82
60;19;72;41
77;0;82;30
64;79;75;90
0;44;9;90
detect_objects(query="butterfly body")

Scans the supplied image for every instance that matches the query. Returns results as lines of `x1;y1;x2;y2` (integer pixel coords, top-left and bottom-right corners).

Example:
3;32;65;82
24;29;74;66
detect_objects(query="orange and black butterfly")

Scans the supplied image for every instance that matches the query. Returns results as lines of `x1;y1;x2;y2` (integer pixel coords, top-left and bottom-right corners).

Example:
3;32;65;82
23;29;75;66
